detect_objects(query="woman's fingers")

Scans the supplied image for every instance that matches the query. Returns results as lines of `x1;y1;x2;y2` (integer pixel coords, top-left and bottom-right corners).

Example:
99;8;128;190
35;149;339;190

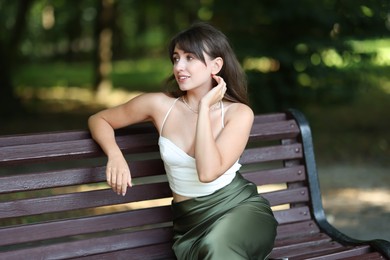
120;168;131;196
211;75;227;102
106;159;132;196
116;169;123;195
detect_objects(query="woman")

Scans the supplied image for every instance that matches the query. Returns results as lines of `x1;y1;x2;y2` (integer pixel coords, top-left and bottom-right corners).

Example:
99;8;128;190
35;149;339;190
89;22;278;259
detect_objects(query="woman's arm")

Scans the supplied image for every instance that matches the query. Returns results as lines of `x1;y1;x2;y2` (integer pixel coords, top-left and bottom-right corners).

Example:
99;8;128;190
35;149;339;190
88;93;162;196
195;77;254;182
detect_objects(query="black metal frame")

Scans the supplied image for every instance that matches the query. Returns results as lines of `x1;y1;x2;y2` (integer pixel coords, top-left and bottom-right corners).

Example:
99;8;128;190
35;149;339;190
287;108;390;258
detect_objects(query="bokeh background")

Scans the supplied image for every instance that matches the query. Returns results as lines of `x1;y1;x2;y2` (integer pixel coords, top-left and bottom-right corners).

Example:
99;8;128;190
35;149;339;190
1;0;389;241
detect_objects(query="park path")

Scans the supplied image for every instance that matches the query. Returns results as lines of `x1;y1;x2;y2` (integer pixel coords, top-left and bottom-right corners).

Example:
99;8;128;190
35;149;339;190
318;163;390;241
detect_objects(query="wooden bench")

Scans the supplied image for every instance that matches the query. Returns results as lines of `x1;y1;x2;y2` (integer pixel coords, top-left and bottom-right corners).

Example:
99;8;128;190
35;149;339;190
0;109;389;259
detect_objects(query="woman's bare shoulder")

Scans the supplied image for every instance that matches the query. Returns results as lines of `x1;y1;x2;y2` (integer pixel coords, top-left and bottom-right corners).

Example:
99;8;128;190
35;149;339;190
125;92;176;108
134;92;171;101
225;102;254;120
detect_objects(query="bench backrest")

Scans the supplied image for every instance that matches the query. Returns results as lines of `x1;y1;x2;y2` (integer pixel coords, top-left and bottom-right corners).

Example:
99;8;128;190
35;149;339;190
0;110;317;259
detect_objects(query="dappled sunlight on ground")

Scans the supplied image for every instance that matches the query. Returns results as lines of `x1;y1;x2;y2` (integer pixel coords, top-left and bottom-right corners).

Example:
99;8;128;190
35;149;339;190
318;163;390;241
1;86;143;135
323;188;390;241
326;188;390;210
17;85;142;111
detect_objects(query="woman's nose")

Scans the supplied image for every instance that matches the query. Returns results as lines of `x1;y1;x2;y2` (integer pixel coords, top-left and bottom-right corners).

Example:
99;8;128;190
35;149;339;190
174;59;185;71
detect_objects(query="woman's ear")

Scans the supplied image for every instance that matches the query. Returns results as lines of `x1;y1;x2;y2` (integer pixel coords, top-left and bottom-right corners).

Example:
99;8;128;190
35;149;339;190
211;57;223;75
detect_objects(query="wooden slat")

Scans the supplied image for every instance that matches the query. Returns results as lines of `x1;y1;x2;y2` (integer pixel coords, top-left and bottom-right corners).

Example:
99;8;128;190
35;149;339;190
0;206;172;247
76;242;175;260
249;119;299;141
242;165;306;185
262;187;309;206
240;143;303;164
0;131;90;147
0;138;99;163
290;245;371;260
0;167;104;193
276;220;321;239
253;113;287;124
342;252;386;260
270;240;344;259
0;182;172;218
0;133;159;165
273;233;332;253
0;123;157;148
0;159;165;193
275;232;331;247
273;206;311;224
0;227;173;259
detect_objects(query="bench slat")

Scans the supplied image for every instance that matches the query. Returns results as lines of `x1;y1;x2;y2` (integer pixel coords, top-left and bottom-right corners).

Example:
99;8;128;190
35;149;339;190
242;165;306;185
313;246;372;260
262;187;309;206
282;245;371;260
0;131;90;147
276;220;320;239
273;233;332;252
274;233;332;251
342;252;386;260
0;167;104;193
0;206;172;247
0;227;173;259
270;240;344;259
0;133;159;165
240;143;303;164
0;183;172;218
253;113;287;123
0;159;165;193
0;123;157;147
273;206;311;224
249;120;299;141
76;242;175;260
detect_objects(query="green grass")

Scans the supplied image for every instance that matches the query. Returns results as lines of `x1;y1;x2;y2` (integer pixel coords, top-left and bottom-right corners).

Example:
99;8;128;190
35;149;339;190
111;59;171;91
15;62;94;88
15;58;171;92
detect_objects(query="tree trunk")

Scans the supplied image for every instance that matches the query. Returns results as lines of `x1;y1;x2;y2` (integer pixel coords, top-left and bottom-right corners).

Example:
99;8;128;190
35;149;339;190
92;0;115;96
0;0;34;116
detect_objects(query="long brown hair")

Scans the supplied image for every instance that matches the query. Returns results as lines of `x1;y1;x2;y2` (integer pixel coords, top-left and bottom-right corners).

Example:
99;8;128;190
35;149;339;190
164;22;249;105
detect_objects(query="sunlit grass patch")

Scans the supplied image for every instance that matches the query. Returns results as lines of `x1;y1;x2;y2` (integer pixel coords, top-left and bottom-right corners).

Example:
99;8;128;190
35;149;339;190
15;58;171;93
349;38;390;66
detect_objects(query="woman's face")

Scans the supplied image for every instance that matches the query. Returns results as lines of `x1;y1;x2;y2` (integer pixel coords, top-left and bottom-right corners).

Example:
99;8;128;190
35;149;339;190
172;46;214;92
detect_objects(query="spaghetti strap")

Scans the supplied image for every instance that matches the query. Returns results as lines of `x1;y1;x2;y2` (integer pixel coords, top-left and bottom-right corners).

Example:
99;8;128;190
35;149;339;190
221;101;225;128
160;97;180;134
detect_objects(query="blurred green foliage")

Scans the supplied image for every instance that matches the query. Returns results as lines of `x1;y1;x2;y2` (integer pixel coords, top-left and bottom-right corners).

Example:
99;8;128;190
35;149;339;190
1;0;389;113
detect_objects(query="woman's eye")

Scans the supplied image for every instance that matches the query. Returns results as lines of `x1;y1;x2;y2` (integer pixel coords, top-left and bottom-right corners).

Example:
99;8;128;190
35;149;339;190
187;55;194;61
173;57;179;63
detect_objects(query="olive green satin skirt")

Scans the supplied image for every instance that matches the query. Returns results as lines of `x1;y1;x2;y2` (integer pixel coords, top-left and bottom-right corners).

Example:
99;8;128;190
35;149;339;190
171;173;278;260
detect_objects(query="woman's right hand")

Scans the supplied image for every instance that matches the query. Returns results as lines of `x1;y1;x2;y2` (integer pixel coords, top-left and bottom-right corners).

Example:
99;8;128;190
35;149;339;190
106;154;132;196
88;93;165;196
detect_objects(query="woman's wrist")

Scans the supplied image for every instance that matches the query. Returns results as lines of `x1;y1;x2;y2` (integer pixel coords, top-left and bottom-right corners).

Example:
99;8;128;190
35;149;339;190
198;99;212;113
107;147;123;159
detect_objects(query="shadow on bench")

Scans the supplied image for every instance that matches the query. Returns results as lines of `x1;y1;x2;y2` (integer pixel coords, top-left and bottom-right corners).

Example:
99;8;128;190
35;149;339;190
0;109;389;259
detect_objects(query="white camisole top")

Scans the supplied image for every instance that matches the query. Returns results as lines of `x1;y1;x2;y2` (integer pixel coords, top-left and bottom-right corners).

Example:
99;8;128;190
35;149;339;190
158;98;241;197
